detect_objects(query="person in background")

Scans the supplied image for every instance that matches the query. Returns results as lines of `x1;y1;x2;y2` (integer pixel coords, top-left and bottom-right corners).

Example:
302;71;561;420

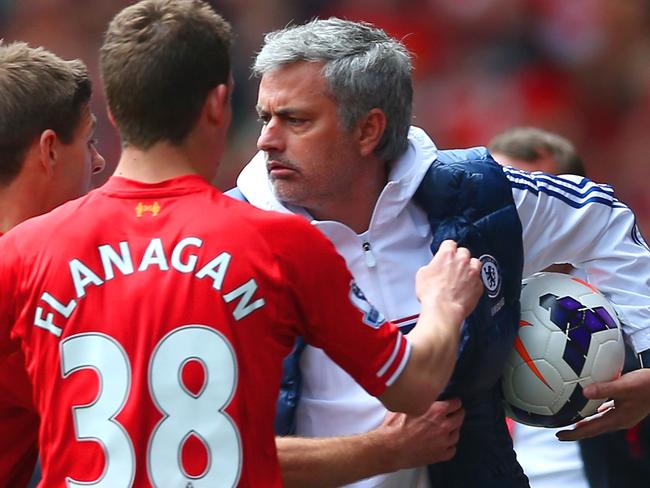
490;126;650;488
0;40;105;487
489;127;589;488
489;127;584;177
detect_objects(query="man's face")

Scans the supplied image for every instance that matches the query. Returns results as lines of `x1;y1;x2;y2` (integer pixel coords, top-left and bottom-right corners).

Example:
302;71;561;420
48;104;105;209
256;61;365;214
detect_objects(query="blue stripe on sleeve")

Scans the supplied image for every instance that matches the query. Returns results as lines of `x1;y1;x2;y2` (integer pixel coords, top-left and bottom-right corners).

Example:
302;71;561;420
509;181;625;209
504;168;625;209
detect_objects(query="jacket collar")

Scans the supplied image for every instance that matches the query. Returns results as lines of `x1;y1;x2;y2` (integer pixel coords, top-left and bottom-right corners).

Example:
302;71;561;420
236;126;438;223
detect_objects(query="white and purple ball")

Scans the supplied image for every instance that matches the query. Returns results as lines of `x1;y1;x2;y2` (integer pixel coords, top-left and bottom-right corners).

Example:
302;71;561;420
502;272;625;427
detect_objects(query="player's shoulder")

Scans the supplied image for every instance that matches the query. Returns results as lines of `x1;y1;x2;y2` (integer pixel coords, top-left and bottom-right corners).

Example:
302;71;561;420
1;192;92;250
221;194;315;233
222;197;331;255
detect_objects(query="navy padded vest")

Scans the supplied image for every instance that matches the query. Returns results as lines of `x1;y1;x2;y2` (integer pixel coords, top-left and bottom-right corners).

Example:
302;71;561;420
415;147;523;397
415;148;528;487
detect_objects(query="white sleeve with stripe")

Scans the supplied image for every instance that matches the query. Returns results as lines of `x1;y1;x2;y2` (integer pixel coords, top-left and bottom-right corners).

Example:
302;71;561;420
505;167;650;354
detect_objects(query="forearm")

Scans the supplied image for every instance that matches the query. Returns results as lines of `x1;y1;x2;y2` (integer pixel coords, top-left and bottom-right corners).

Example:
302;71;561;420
407;307;461;394
379;308;460;413
277;431;396;488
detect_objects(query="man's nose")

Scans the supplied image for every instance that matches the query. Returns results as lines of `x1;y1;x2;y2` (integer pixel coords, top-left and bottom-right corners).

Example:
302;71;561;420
92;147;106;174
257;119;285;153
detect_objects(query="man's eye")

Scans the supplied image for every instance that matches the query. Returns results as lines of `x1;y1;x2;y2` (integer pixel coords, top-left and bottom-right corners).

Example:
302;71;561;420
287;117;304;125
257;116;270;125
88;138;99;148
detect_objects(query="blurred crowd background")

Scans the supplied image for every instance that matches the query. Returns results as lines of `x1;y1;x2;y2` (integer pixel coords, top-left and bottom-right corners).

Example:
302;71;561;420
2;0;650;236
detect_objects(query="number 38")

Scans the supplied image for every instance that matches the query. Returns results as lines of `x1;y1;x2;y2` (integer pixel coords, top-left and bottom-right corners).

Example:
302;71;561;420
60;325;241;487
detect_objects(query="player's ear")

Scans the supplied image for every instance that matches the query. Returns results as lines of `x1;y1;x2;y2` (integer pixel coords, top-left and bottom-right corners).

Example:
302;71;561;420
205;83;230;128
37;129;59;177
106;107;117;128
357;108;386;158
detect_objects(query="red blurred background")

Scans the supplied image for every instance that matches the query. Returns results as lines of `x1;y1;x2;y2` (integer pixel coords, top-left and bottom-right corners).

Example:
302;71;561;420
2;0;649;236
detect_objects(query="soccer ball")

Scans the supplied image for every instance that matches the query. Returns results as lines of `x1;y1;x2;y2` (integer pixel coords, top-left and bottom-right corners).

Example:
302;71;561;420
502;272;625;427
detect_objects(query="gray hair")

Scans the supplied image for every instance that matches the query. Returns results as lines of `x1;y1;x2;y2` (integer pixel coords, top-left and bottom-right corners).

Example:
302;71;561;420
253;17;413;163
489;127;585;176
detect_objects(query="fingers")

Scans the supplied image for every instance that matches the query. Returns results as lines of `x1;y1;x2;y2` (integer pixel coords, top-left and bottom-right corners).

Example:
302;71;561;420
582;378;620;400
469;256;482;274
438;444;458;462
583;369;650;400
421;399;463;421
557;398;646;441
456;246;471;262
445;401;465;426
381;411;400;426
380;397;465;466
433;241;482;285
439;397;463;414
448;425;461;445
444;417;463;460
415;240;484;331
566;370;650;439
597;399;615;413
438;240;458;253
437;241;475;268
556;408;619;441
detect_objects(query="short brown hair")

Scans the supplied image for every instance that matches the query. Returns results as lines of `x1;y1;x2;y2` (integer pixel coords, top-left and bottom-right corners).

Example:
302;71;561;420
100;0;233;149
488;127;585;176
0;41;91;185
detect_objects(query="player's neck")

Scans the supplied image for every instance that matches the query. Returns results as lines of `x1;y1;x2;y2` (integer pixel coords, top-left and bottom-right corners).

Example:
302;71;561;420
0;181;43;233
114;140;217;184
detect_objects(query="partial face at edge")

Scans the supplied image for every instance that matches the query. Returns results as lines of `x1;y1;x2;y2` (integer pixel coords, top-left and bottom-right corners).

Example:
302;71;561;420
48;104;105;209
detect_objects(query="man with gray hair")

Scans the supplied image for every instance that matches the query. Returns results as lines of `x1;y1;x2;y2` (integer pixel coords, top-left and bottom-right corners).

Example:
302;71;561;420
232;17;650;488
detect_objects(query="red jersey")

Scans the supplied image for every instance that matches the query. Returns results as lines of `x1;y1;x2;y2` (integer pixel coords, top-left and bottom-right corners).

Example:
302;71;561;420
0;232;40;487
0;175;411;487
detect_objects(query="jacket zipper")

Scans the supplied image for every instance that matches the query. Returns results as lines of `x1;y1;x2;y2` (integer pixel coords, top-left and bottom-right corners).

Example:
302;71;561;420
362;241;377;268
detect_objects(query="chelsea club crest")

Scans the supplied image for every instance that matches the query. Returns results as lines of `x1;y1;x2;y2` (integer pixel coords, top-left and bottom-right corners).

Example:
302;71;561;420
479;254;501;298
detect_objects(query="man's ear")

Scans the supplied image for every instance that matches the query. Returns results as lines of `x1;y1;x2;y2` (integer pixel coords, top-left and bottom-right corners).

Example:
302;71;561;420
205;83;230;127
106;106;117;128
357;108;387;158
37;129;59;177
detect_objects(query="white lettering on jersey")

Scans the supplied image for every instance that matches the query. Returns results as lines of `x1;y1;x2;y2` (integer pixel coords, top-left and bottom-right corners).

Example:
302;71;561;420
171;237;203;273
99;241;134;280
36;238;266;337
41;292;76;317
34;307;63;336
138;238;169;272
195;252;231;291
70;258;104;298
223;279;265;321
